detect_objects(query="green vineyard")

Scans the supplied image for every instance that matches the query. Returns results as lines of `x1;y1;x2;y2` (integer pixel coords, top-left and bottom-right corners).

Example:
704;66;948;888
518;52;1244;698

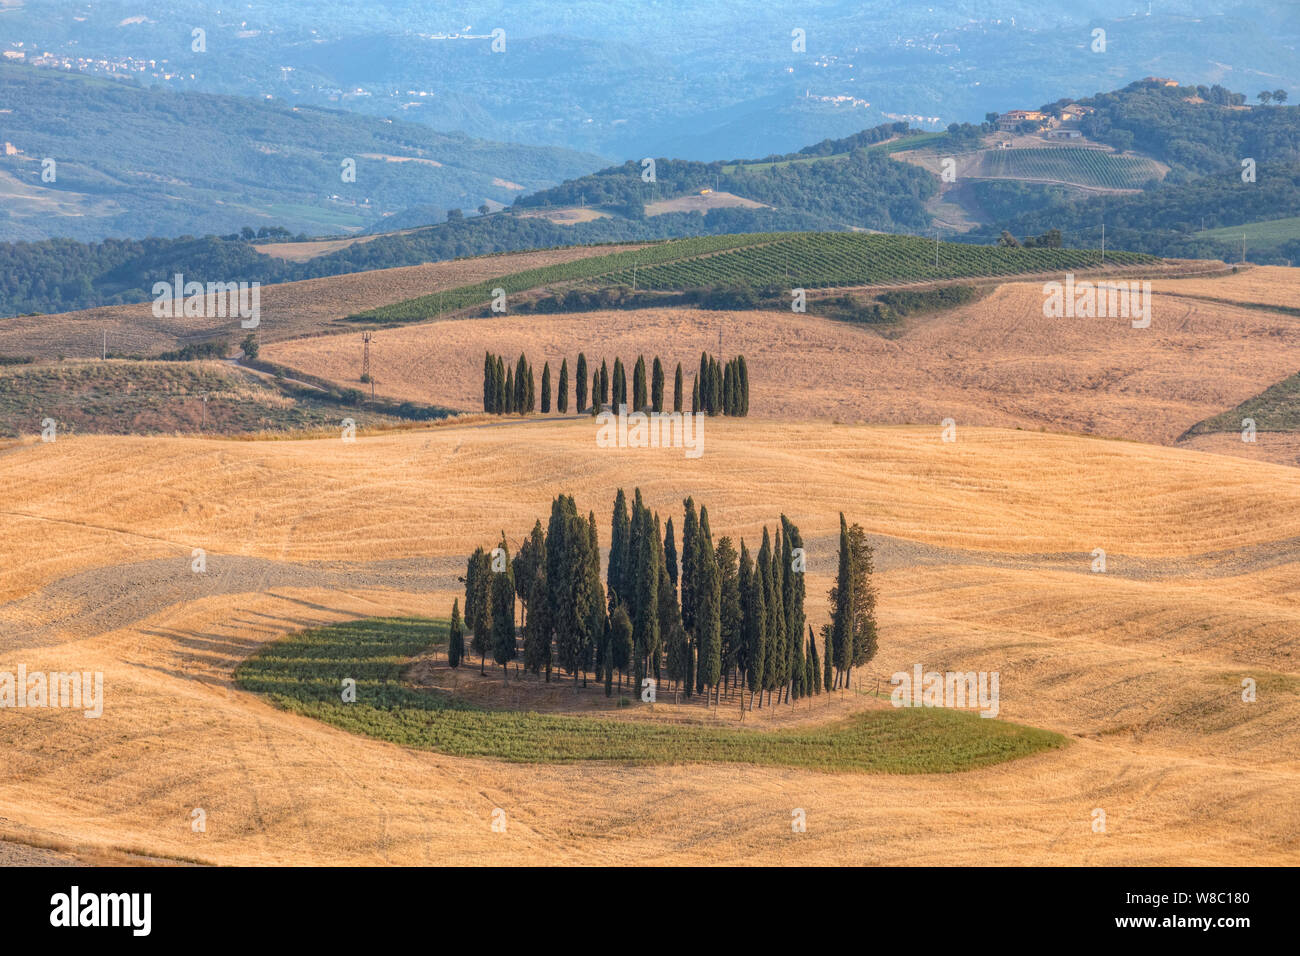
978;148;1163;190
353;232;1159;323
595;232;1155;290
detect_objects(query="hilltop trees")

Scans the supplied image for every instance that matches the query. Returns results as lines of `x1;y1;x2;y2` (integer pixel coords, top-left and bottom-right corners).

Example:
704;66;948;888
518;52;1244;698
458;494;874;710
483;351;748;415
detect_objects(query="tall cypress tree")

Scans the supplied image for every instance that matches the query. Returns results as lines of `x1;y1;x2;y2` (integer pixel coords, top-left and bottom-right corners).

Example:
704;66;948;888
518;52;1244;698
540;361;552;413
828;513;855;688
698;352;709;413
723;361;735;416
490;535;517;683
584;510;605;690
674;363;684;413
696;527;722;703
658;552;685;701
742;541;766;710
633;355;648;411
711;355;723;415
514;354;528;413
847;521;878;687
738;354;749;416
614;358;628;409
610;604;633;693
591;370;601;413
466;547;492;674
505;365;515;414
608;488;630;612
651;356;665;412
632;506;660;694
524;570;552;677
664;516;678;591
526;363;536;413
679;498;699;697
576;352;588;412
557;358;569;414
781;516;805;704
691;377;700;414
448;598;464;668
495;355;507;413
808;627;821;695
599;360;609;409
483;351;496;412
716;536;741;698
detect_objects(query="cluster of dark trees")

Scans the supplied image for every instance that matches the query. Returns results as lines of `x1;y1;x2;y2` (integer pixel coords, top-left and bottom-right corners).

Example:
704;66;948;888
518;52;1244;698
482;350;749;418
455;490;878;709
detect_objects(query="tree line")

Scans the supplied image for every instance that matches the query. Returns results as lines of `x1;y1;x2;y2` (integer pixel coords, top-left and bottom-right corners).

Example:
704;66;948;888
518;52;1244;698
482;351;749;417
449;490;877;710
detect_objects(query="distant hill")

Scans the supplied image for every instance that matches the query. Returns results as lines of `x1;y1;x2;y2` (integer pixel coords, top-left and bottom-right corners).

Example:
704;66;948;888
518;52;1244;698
0;63;606;243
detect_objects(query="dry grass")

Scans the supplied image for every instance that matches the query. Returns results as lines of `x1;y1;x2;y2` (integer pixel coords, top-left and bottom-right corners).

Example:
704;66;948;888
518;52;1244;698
1;420;1298;864
4;244;648;359
265;280;1300;449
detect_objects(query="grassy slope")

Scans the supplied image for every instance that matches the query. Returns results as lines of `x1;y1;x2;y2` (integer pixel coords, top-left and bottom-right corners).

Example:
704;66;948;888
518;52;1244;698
236;617;1065;772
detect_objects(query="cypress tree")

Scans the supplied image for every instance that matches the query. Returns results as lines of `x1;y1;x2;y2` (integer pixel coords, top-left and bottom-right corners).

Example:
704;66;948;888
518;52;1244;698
673;363;684;412
847;521;878;686
680;497;699;697
631;507;659;693
741;541;765;710
691;377;700;414
448;599;464;668
658;554;685;701
808;626;821;694
490;535;517;683
716;536;741;699
540;361;552;413
483;351;495;412
524;571;552;677
608;488;630;612
651;356;665;412
495;355;507;413
696;527;722;703
591;369;600;413
738;354;749;416
557;358;569;414
614;358;628;410
723;362;734;416
514;353;528;413
466;547;492;674
633;355;648;411
610;603;633;693
584;511;605;690
576;352;588;412
781;516;805;704
526;363;536;413
664;516;678;590
698;352;709;411
829;513;855;688
599;360;609;409
505;365;515;414
823;625;834;693
711;355;723;415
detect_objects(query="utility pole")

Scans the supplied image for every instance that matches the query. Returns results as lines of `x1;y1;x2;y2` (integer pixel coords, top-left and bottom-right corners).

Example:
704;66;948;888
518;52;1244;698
362;331;373;399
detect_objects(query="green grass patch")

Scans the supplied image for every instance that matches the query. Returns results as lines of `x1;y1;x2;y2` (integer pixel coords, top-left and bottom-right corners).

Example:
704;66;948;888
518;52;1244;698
1200;215;1300;247
1185;370;1300;436
235;617;1067;773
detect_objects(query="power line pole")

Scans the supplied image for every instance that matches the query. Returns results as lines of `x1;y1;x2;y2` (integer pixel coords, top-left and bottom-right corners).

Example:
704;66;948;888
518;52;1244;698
362;331;374;399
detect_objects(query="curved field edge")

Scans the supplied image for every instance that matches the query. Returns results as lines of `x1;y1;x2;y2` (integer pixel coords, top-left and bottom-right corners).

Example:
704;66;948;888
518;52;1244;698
233;617;1066;773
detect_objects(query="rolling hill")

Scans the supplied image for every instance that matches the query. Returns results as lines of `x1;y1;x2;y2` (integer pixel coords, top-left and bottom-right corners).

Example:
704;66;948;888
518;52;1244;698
0;62;606;243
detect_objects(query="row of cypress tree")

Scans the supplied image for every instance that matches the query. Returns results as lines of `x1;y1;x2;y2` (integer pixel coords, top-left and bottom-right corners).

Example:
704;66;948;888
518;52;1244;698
482;351;749;418
455;490;877;708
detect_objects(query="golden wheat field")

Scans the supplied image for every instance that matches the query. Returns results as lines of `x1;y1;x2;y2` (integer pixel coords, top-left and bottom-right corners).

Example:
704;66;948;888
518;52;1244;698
264;278;1300;451
2;417;1298;865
